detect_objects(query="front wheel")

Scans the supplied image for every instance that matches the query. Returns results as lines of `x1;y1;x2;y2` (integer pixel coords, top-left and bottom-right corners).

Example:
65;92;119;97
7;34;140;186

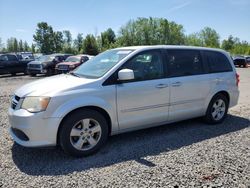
204;94;229;124
46;68;54;76
59;109;109;157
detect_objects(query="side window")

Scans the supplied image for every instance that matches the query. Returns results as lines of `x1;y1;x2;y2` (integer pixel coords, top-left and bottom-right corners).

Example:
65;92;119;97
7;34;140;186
0;55;8;61
122;50;164;81
167;49;204;77
81;56;89;63
59;56;65;61
7;55;17;61
204;51;232;73
54;56;61;62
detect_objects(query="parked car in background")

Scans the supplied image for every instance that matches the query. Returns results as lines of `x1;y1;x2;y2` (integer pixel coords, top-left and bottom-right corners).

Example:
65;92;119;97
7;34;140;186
233;56;248;68
8;45;239;157
27;54;70;76
55;55;93;73
245;56;250;65
63;54;74;60
0;53;33;75
17;52;34;60
33;53;43;60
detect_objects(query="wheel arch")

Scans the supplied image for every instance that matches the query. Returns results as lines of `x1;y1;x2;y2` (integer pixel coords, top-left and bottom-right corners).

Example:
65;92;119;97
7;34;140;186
206;90;230;111
56;106;112;145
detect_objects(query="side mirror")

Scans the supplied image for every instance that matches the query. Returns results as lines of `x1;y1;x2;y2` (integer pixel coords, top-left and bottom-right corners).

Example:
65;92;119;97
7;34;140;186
118;69;134;81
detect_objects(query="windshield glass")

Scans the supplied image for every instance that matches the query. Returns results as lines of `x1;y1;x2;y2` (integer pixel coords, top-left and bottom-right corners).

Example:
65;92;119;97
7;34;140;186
65;56;80;62
73;49;133;78
37;55;54;62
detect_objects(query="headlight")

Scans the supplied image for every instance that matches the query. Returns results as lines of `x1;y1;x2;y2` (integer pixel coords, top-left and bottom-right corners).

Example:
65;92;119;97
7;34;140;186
69;64;75;68
21;97;50;113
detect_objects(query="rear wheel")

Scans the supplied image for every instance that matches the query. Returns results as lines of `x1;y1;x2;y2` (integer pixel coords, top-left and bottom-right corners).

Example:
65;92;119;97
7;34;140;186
59;109;109;157
204;94;229;124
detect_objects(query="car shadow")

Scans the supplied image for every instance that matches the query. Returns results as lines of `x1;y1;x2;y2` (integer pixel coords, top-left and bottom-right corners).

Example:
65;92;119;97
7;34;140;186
11;114;249;176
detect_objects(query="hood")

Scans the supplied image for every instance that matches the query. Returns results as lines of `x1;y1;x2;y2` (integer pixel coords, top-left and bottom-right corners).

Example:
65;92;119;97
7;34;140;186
57;61;80;66
28;60;42;65
15;74;95;97
29;60;52;66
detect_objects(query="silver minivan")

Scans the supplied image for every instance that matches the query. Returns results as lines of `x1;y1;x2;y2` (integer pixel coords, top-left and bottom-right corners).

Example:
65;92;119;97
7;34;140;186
8;45;239;157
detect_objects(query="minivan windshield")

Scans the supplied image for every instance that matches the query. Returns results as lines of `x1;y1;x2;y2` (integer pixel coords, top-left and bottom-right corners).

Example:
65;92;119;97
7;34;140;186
65;56;81;62
73;49;133;78
37;55;54;62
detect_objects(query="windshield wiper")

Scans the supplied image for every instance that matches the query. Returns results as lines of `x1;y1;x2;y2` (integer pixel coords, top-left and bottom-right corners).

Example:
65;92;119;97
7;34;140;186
69;72;81;77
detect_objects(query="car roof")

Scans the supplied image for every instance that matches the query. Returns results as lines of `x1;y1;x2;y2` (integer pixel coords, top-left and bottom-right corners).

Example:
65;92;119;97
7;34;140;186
49;53;64;56
66;55;84;58
115;45;227;53
234;56;246;59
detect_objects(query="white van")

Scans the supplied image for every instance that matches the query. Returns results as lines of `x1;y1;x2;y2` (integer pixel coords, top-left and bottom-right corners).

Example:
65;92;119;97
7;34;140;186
8;45;239;157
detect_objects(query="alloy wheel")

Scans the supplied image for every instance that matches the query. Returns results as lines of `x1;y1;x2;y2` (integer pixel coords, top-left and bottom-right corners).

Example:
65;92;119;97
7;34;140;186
70;118;102;151
211;99;226;121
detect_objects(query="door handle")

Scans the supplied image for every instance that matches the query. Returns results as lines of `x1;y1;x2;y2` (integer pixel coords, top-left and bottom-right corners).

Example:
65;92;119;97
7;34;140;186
172;82;182;87
156;84;168;89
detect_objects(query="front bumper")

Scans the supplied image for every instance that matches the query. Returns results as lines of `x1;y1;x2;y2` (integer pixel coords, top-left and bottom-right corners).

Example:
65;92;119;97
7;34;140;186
8;108;62;147
27;68;47;74
55;68;69;74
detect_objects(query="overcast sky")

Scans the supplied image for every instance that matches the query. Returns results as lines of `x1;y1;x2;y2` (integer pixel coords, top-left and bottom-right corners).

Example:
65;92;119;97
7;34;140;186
0;0;250;45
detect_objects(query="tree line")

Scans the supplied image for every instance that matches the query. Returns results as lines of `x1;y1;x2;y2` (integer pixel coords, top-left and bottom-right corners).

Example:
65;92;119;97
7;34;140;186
0;17;250;55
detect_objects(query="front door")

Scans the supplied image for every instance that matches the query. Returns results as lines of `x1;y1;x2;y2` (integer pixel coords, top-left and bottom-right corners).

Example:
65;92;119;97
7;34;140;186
116;50;170;130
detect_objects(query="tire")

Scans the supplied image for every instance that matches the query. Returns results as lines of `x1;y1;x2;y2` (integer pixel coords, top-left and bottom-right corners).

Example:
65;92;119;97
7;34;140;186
204;93;229;124
23;69;28;75
11;73;16;76
243;63;248;68
30;73;36;77
46;68;53;76
59;109;109;157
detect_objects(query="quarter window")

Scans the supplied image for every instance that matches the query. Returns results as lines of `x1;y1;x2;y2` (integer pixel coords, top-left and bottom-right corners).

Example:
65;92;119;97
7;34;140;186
204;51;232;73
122;50;164;81
167;50;203;77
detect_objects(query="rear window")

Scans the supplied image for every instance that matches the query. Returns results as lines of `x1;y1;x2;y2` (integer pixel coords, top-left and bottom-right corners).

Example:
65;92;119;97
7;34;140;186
204;51;232;73
167;49;204;77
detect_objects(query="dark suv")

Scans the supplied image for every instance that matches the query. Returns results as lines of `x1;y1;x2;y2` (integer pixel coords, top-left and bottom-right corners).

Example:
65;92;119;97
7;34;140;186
0;53;33;75
27;54;72;76
233;56;248;68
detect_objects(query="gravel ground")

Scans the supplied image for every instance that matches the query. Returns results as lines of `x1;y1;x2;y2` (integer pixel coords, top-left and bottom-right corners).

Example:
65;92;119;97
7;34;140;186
0;70;249;188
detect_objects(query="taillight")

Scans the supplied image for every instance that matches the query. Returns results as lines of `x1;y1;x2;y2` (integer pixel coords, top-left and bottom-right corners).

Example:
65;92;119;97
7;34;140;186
236;73;240;87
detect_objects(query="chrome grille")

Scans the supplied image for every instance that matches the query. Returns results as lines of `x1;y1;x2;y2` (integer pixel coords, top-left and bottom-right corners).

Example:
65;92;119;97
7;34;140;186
58;64;69;70
29;64;41;69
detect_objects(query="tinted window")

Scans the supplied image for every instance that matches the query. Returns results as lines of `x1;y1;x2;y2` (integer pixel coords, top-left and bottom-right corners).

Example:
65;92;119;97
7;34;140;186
7;55;17;61
204;51;232;73
167;49;203;77
0;55;8;61
122;50;164;81
234;59;245;63
81;56;89;63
